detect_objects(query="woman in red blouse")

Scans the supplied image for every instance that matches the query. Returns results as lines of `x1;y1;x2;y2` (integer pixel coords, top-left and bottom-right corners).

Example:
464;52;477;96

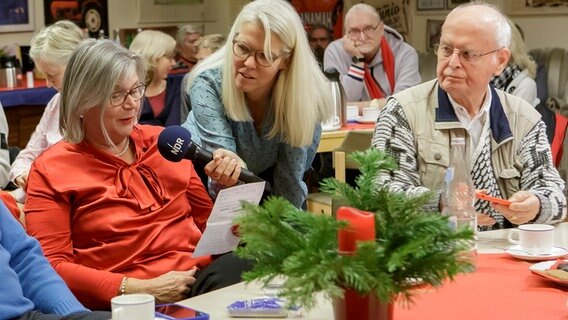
24;39;249;310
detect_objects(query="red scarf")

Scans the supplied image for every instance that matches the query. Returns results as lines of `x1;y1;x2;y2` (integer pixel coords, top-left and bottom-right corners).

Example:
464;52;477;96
364;37;395;99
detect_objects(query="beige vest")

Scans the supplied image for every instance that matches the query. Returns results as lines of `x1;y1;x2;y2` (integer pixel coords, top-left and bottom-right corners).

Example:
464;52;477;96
392;79;541;199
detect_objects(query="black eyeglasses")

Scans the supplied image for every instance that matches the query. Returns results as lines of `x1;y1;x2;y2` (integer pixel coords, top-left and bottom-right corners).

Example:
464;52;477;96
109;84;146;107
346;23;380;39
434;43;502;63
232;37;289;67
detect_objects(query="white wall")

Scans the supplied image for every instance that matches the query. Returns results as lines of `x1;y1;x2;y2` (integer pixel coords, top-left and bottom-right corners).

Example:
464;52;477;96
0;0;248;48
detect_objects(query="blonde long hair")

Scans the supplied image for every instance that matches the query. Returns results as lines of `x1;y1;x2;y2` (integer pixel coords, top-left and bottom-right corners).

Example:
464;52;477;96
507;18;536;78
129;30;176;84
187;0;332;147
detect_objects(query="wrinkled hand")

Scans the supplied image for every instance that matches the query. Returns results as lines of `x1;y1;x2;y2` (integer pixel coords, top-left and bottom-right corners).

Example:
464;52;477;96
342;35;362;58
128;268;198;303
492;191;540;225
15;174;28;188
205;148;244;187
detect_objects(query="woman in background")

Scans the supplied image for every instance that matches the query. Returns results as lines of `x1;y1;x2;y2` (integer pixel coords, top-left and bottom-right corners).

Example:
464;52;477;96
129;30;182;127
182;0;332;208
490;18;539;107
10;20;84;191
194;34;226;62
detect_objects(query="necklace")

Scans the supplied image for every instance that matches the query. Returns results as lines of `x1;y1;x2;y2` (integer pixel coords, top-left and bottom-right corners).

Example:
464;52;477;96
115;139;130;157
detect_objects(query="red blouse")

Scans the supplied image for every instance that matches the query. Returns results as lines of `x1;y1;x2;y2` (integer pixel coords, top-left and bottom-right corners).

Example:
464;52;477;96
25;125;213;309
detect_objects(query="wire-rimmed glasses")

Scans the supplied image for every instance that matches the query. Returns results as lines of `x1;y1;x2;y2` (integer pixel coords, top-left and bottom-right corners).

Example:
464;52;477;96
346;23;380;39
434;43;502;63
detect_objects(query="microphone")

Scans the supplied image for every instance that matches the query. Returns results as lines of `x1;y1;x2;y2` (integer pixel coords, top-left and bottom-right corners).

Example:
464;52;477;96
157;126;267;185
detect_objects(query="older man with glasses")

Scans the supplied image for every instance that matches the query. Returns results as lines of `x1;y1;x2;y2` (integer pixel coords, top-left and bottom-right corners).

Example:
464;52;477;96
371;2;566;230
324;3;420;112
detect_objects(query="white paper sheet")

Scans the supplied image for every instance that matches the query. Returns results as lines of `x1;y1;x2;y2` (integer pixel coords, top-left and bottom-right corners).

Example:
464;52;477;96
192;182;265;257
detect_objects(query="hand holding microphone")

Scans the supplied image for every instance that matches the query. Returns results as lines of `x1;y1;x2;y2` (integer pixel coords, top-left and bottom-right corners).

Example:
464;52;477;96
157;126;267;188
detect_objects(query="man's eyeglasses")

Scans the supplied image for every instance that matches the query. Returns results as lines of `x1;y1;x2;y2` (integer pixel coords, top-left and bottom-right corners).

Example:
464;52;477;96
434;43;502;63
346;23;380;39
110;84;146;107
232;38;289;67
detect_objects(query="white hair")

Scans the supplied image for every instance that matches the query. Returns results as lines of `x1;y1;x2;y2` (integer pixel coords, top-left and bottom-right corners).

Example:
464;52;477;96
344;3;381;31
450;1;511;48
186;0;332;147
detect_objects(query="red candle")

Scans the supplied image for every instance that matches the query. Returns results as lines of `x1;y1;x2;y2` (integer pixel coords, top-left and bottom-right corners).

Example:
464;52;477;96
337;206;376;254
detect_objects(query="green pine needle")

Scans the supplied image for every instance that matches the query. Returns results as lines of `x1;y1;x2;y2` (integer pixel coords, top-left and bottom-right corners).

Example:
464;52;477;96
235;148;474;310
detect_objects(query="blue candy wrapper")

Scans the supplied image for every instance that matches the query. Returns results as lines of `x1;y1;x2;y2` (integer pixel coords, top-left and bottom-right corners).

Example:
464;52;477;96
227;297;300;318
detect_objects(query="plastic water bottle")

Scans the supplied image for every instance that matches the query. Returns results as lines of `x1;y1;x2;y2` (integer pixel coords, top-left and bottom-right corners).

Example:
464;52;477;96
441;137;477;265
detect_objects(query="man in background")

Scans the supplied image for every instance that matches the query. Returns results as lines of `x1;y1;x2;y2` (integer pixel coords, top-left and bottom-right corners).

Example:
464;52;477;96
324;3;420;112
309;24;332;68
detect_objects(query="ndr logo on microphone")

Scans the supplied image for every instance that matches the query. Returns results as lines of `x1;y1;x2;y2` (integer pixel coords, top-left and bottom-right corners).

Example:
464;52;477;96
168;138;185;155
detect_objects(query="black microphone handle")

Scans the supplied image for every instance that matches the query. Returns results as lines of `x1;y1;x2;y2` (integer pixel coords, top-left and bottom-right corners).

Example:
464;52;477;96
187;143;269;187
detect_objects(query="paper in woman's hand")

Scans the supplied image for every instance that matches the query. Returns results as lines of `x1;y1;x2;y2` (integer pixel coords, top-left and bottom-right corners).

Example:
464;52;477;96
192;182;265;257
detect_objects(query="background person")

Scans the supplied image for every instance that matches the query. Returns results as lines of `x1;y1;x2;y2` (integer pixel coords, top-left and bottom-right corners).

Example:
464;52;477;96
0;194;110;320
490;17;539;107
194;34;226;62
371;2;566;230
308;24;332;68
324;3;420;112
173;24;201;72
182;0;333;208
25;39;250;310
9;20;84;192
129;30;183;127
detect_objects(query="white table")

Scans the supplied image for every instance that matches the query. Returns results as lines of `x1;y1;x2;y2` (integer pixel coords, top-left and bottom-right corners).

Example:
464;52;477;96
177;222;568;319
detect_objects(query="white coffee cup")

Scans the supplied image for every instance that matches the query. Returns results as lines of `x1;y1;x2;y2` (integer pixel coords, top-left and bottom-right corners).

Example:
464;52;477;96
322;115;341;130
361;107;379;122
346;105;358;122
111;294;155;320
507;224;555;255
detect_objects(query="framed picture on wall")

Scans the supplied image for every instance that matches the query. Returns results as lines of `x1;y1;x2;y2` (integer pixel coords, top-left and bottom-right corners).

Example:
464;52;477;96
417;0;445;11
446;0;471;10
0;0;34;33
43;0;108;38
504;0;568;16
427;19;444;51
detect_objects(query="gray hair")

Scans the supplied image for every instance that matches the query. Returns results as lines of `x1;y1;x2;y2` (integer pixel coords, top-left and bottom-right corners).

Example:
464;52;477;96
450;1;511;48
29;20;85;66
344;3;381;30
60;39;146;145
176;24;200;45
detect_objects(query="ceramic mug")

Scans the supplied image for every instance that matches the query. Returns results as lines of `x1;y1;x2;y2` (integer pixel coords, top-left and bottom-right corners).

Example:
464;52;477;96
507;224;554;255
322;115;341;130
111;294;155;320
361;107;379;122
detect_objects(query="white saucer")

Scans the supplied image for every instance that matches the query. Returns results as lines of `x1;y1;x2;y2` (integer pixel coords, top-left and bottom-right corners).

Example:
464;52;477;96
529;259;568;286
322;124;341;132
505;245;568;261
356;116;376;124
